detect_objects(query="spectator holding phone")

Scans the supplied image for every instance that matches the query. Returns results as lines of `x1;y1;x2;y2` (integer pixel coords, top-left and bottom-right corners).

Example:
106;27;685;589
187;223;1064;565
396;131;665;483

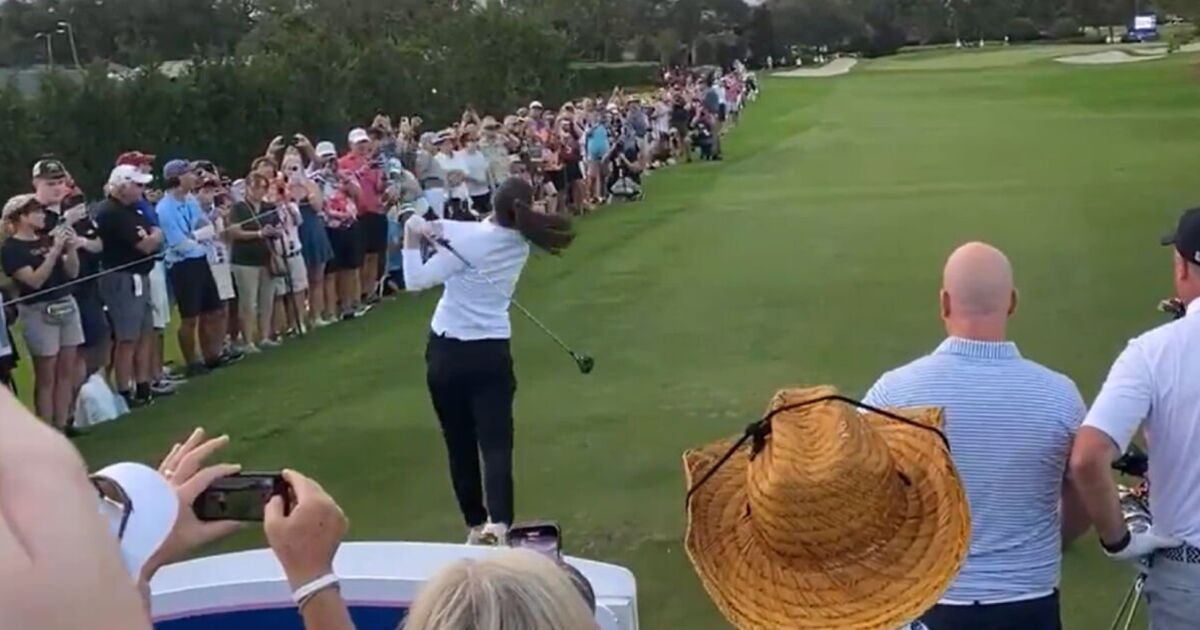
312;147;367;321
414;132;448;219
1;194;83;431
271;153;312;338
32;162;110;393
289;146;335;329
340;128;387;307
227;173;282;352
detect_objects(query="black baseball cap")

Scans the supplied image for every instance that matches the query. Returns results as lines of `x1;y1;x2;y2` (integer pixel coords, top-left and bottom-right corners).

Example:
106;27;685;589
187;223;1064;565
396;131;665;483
1161;207;1200;264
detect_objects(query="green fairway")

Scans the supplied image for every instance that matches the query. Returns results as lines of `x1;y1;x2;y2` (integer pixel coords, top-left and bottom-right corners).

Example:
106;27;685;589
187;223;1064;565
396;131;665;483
74;51;1200;628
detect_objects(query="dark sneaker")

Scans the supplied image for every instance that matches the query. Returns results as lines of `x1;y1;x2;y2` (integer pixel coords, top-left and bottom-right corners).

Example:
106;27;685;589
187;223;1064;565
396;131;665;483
185;363;211;378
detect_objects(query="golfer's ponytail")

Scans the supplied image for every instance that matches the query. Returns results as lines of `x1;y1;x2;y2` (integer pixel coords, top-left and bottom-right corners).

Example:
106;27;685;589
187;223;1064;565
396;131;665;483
493;178;574;255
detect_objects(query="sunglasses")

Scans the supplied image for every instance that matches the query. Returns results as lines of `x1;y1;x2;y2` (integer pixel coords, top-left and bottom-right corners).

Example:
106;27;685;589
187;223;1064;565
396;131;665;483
91;475;133;539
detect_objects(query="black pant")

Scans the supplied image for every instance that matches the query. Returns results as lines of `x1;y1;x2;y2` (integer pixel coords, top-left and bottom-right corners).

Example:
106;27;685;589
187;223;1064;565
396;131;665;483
471;193;492;215
920;591;1061;630
425;333;516;527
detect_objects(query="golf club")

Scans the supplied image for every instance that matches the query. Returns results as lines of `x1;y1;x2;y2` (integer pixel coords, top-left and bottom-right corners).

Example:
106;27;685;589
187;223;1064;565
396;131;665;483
432;236;594;375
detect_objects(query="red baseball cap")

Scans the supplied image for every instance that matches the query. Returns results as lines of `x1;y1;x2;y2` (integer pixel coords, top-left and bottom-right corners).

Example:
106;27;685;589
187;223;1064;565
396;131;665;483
115;151;156;167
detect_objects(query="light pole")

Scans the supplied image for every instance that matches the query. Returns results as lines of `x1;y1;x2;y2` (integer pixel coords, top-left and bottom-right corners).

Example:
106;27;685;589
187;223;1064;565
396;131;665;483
56;21;82;69
34;32;55;68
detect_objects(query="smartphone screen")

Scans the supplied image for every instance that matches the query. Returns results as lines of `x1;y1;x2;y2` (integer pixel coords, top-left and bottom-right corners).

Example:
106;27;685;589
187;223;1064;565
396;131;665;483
507;521;561;560
192;473;287;522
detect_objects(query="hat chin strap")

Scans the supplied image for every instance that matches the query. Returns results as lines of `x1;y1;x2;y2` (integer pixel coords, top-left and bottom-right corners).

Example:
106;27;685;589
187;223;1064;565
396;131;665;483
685;394;950;508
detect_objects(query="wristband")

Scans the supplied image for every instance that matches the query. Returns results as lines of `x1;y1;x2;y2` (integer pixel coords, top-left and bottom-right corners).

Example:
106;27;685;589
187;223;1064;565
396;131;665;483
1101;529;1132;554
292;573;339;610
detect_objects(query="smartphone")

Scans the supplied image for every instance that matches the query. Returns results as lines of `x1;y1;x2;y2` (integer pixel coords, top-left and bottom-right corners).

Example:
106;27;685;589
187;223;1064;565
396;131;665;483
193;472;289;522
506;521;561;560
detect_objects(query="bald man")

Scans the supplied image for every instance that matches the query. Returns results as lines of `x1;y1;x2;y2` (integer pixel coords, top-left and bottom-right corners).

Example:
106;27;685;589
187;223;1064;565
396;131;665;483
864;242;1089;630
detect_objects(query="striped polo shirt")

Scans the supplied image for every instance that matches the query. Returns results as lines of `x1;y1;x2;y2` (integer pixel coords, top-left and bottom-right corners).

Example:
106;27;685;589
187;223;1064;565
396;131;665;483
863;337;1086;603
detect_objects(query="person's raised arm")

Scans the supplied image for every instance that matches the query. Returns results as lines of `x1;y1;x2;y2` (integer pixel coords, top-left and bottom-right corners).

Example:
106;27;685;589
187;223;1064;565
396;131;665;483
401;220;465;292
9;232;68;290
265;470;354;630
61;228;81;279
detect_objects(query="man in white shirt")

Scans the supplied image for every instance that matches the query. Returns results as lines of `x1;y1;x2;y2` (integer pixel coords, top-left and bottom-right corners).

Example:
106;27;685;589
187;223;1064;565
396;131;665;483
1070;207;1200;630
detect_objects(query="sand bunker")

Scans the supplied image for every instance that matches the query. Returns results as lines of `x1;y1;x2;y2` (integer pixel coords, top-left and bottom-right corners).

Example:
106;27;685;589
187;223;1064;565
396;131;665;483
776;58;858;78
1057;42;1200;64
1056;50;1164;64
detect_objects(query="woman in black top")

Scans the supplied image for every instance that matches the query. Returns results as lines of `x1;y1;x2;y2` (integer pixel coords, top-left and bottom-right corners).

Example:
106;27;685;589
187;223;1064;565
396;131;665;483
0;194;82;430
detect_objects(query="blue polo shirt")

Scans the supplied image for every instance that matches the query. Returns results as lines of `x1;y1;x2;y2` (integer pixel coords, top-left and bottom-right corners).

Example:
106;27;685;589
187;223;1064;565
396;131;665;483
156;192;209;266
863;337;1085;603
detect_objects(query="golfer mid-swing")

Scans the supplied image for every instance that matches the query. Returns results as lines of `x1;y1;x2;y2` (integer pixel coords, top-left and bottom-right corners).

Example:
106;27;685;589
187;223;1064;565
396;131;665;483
403;178;574;544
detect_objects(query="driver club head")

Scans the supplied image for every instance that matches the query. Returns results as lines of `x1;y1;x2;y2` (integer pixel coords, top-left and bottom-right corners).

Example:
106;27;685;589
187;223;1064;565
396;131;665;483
573;353;595;375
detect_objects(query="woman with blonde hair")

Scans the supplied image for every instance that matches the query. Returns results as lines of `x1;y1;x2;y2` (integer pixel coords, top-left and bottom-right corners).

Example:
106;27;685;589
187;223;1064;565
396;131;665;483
404;549;596;630
0;193;83;430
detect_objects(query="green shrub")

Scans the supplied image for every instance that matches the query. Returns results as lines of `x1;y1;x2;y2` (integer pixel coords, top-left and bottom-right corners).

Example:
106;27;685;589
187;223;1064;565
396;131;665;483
567;63;660;98
1049;17;1082;40
1007;17;1041;42
1167;25;1197;53
0;8;608;196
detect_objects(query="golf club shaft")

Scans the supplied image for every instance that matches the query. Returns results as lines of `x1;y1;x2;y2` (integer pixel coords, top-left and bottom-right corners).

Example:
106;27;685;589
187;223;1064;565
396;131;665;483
433;237;580;356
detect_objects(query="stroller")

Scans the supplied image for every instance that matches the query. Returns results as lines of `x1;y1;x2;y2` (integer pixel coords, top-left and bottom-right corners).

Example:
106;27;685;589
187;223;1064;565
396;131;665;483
691;119;716;161
608;154;644;201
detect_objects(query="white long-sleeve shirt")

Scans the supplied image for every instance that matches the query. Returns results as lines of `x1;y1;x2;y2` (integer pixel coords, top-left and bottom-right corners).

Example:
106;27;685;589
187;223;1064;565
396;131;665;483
403;219;529;341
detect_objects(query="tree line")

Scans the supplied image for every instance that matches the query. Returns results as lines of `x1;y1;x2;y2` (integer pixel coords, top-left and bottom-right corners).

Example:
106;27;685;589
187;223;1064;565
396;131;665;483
0;0;1190;195
2;0;1189;71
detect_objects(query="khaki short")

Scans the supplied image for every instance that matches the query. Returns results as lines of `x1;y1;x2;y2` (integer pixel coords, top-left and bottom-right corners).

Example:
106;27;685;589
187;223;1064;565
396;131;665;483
17;297;85;357
273;254;309;296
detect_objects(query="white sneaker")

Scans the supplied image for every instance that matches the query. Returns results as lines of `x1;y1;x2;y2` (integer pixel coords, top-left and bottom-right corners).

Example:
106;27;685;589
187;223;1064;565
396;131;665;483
478;522;508;546
260;338;283;349
314;317;334;329
466;525;487;545
241;343;261;354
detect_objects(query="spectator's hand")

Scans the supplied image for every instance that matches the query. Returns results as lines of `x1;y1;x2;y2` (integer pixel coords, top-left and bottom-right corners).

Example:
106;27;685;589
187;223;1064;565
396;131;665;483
261;225;281;239
50;227;71;252
142;428;243;583
267;135;286;154
265;470;347;590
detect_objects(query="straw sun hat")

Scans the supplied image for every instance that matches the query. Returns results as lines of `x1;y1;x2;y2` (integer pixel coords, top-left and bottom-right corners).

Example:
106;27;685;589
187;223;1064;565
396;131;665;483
683;386;970;630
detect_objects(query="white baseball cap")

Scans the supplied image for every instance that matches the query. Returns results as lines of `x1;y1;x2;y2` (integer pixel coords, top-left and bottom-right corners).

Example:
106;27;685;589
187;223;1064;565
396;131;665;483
529;100;544;110
347;128;370;145
107;164;153;187
315;141;337;158
93;462;179;579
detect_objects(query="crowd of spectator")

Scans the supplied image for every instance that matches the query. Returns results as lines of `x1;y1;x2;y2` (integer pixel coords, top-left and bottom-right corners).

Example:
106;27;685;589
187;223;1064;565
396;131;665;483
0;65;757;436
